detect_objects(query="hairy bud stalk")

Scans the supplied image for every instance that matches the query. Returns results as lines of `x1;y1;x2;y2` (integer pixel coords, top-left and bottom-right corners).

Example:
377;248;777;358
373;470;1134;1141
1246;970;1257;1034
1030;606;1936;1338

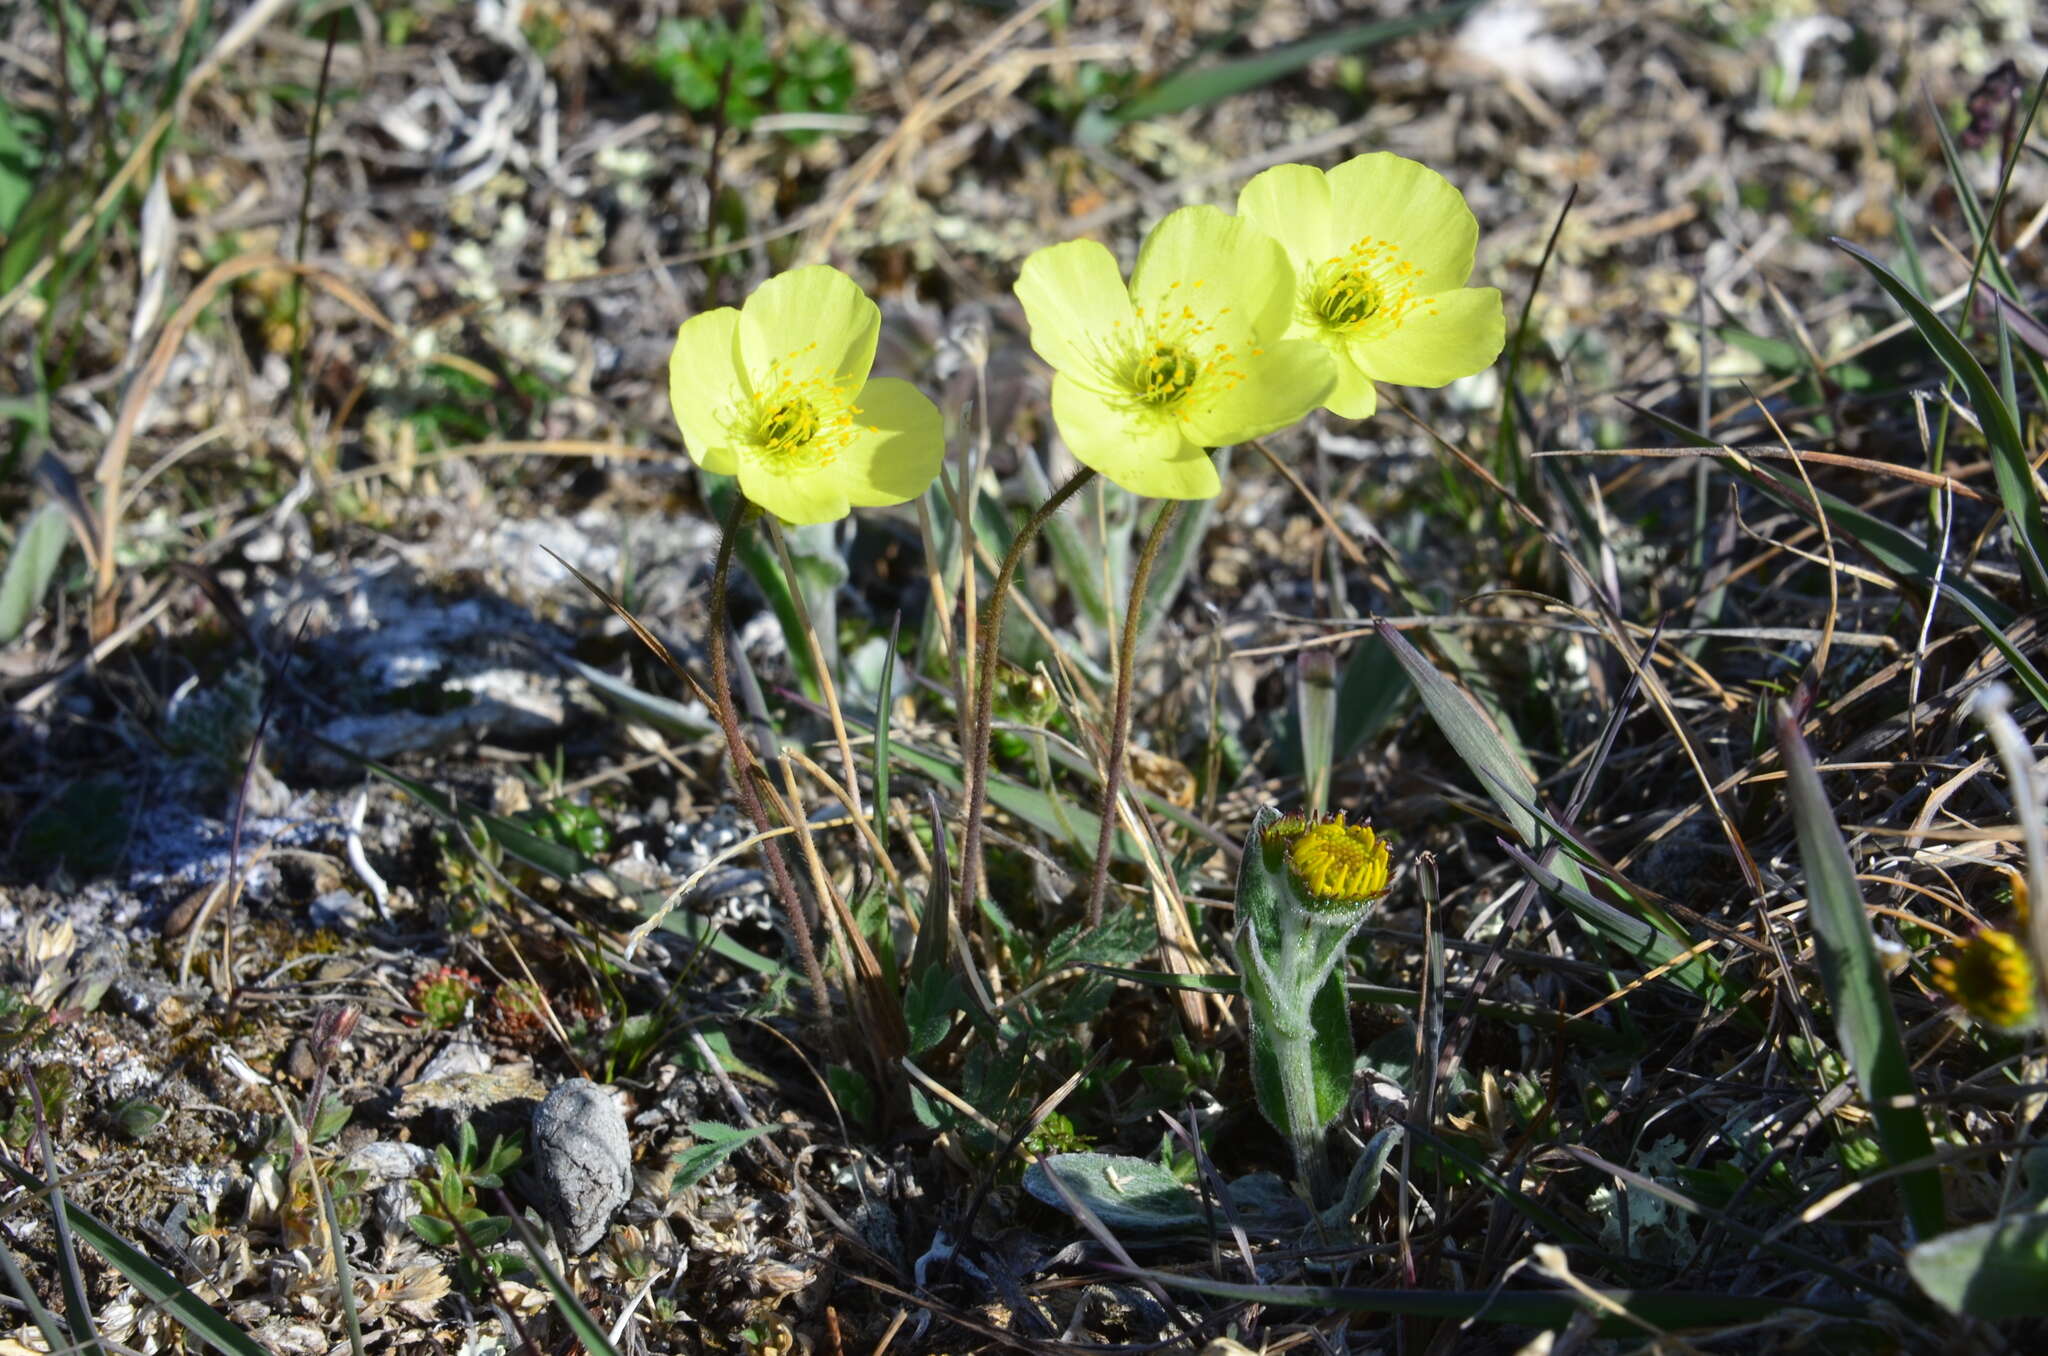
1232;808;1392;1204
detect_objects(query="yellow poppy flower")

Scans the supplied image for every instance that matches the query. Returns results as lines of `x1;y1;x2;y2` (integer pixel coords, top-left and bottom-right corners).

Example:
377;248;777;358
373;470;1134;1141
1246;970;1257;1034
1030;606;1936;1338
1013;205;1335;500
667;266;944;525
1237;153;1505;420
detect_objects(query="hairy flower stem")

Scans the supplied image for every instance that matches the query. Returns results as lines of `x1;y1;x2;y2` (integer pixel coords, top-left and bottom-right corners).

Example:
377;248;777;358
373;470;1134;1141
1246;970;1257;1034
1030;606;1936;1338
710;493;831;1030
1265;910;1342;1205
1084;500;1181;925
959;467;1096;917
1275;1022;1334;1205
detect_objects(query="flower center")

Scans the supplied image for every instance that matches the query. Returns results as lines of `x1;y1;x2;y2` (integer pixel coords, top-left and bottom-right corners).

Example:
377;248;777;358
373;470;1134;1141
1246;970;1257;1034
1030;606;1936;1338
1286;816;1391;910
1307;238;1426;339
730;347;874;473
1934;928;2037;1030
1129;343;1202;408
756;397;821;452
1100;282;1251;421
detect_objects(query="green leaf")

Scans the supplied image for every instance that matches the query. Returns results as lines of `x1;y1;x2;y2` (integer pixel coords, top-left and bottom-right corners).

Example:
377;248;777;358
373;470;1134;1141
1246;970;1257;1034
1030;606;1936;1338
1295;650;1337;815
1023;1152;1209;1232
902;965;958;1056
672;1121;779;1192
872;612;899;856
0;501;71;643
567;658;713;740
0;97;46;232
1774;712;1944;1240
1094;2;1480;136
1023;1153;1314;1238
465;1217;512;1249
1909;1213;2048;1318
1833;237;2048;595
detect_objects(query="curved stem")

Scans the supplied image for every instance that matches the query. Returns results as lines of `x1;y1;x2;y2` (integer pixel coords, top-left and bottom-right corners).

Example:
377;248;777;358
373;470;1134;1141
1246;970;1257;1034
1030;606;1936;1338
709;493;831;1029
1084;500;1180;925
959;467;1096;918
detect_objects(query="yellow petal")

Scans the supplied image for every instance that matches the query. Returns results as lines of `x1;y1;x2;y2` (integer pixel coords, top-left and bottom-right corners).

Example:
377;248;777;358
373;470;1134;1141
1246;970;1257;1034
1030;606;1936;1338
1014;239;1137;385
739;265;879;388
839;378;946;507
1350;286;1504;388
1130;205;1293;347
1180;339;1335;446
668;308;746;475
1322;342;1378;420
737;452;850;526
1051;374;1219;500
1325;153;1480;289
1236;163;1339;277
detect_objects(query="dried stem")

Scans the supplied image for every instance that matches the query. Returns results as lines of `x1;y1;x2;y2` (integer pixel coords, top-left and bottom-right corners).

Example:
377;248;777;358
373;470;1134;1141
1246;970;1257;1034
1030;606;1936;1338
959;467;1096;915
1084;500;1180;924
709;493;831;1029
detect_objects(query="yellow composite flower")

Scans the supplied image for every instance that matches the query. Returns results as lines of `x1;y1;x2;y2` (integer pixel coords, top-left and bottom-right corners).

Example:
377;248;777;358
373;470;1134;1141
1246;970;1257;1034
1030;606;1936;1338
668;265;943;525
1237;152;1505;420
1013;205;1335;500
1284;813;1393;912
1931;928;2038;1032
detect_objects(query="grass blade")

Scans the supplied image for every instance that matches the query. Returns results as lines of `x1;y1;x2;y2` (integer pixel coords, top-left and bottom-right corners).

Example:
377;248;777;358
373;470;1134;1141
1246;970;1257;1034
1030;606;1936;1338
1096;2;1479;134
0;1155;272;1356
1135;462;1219;651
0;1229;69;1356
1832;236;2048;594
1124;1267;1873;1331
1295;649;1336;815
497;1194;624;1356
1773;711;1944;1240
1625;397;2015;624
1376;618;1739;1011
873;611;900;857
0;499;69;643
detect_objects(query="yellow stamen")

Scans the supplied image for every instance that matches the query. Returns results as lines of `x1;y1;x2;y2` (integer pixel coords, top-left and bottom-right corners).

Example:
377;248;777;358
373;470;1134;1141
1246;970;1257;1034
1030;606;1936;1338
1307;237;1423;338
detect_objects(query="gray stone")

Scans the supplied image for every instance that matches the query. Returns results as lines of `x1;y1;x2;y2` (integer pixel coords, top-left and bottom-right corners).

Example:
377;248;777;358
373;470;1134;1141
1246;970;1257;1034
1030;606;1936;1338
309;888;375;931
531;1078;631;1254
347;1140;432;1242
415;1036;493;1084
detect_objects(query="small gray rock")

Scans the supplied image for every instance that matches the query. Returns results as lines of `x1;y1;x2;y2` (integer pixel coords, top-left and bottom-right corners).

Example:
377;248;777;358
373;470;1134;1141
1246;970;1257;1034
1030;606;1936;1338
309;889;375;931
531;1078;631;1254
347;1140;432;1242
415;1036;493;1084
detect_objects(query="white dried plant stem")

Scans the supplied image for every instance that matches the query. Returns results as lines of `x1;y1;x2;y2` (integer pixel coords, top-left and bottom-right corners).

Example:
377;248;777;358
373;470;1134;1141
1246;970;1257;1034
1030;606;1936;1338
1973;683;2048;1017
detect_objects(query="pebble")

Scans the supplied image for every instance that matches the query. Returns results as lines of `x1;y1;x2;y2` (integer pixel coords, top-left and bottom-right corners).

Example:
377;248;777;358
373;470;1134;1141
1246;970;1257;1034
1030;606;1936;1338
531;1078;632;1254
